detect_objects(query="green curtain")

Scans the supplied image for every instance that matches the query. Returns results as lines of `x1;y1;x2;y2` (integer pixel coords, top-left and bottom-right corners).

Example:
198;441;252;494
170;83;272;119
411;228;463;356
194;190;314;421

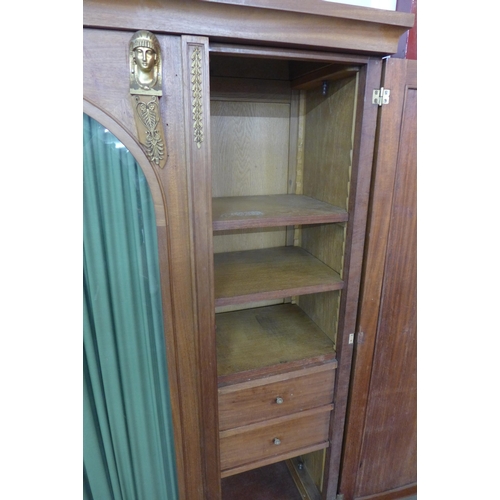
83;114;178;500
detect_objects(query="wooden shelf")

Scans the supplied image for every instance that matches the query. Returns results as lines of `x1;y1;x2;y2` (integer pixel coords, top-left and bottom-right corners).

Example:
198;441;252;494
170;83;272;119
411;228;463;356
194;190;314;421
214;246;343;307
291;65;359;90
216;304;336;384
212;194;348;231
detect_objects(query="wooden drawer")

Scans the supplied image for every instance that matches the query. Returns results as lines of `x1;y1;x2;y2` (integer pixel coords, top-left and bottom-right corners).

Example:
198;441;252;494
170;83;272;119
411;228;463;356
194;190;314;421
220;405;332;475
218;363;336;431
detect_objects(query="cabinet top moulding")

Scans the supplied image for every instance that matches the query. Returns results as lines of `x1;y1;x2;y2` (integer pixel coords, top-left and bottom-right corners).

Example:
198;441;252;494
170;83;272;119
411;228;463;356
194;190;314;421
83;0;414;56
209;43;370;65
200;0;414;26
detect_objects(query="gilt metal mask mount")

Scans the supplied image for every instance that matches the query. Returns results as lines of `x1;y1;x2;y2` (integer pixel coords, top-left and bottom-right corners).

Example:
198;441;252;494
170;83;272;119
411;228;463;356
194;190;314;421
130;30;162;96
129;30;167;168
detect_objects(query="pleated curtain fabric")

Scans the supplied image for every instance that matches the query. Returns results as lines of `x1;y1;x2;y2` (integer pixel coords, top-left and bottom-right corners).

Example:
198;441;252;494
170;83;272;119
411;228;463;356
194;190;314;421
83;114;178;500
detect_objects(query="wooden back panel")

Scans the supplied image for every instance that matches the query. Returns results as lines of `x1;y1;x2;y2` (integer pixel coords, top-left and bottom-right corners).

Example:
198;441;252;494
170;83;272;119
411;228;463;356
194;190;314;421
211;100;291;254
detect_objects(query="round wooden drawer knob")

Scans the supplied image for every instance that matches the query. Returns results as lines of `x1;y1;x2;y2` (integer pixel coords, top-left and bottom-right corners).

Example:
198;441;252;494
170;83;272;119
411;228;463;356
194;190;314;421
275;397;284;404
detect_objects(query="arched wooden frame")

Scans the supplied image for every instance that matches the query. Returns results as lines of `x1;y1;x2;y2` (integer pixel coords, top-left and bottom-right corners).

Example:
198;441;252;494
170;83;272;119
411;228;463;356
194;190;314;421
83;100;167;226
83;98;185;494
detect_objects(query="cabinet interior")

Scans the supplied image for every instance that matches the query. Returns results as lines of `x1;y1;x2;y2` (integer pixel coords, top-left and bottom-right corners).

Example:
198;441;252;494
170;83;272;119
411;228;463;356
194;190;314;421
210;50;361;494
211;53;359;370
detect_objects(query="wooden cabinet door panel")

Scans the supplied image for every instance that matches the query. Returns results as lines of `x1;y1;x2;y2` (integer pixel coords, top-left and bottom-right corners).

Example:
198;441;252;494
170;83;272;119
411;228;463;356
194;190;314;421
340;58;417;500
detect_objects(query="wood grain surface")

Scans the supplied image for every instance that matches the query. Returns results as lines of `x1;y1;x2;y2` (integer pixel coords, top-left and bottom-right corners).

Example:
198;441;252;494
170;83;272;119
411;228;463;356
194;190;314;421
213;194;348;231
220;405;332;474
84;0;414;55
214;246;343;306
339;59;417;500
218;364;335;430
216;303;336;379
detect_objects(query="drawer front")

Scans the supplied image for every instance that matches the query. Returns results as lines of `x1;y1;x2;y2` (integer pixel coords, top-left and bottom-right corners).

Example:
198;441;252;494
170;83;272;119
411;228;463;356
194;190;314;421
218;364;335;431
220;405;331;472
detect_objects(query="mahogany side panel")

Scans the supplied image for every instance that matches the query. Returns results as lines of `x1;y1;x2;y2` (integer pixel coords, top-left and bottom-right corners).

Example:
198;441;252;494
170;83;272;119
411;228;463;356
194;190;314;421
354;72;417;500
406;0;417;60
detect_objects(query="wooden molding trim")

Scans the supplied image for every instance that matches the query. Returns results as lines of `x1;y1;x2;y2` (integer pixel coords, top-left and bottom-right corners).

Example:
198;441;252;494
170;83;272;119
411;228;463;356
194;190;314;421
82;99;167;228
200;0;414;26
83;0;414;55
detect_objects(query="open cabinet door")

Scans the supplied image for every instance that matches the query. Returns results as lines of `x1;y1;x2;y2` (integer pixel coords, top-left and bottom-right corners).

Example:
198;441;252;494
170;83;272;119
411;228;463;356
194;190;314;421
339;58;417;500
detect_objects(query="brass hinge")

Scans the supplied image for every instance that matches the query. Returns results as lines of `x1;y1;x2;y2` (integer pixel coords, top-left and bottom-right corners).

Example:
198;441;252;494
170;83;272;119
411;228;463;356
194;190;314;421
372;87;390;106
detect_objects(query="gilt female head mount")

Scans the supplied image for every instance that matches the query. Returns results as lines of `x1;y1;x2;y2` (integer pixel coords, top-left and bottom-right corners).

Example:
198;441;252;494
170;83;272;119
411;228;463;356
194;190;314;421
129;30;162;96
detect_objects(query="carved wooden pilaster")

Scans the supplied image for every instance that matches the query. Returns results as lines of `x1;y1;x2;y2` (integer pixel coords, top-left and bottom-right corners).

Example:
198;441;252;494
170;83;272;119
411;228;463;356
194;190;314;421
181;35;221;499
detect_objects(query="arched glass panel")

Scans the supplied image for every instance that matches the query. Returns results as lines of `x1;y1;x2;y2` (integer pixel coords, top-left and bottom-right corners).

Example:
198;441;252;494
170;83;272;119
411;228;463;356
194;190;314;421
83;113;178;500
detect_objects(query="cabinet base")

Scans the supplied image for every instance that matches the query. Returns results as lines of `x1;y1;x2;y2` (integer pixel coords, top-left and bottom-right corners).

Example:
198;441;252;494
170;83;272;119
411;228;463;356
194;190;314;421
221;461;303;500
286;456;321;500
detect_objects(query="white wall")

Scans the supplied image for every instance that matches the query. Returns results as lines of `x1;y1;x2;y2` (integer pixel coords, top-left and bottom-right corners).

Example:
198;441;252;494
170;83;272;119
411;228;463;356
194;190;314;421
322;0;397;10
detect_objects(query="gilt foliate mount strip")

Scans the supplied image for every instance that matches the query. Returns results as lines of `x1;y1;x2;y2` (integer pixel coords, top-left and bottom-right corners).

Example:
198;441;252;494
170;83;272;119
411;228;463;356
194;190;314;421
190;46;204;149
133;96;165;166
129;30;167;168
